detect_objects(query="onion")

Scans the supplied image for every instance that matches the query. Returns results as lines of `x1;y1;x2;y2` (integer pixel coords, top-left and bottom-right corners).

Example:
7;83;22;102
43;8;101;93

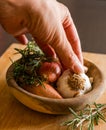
56;69;92;98
38;61;61;82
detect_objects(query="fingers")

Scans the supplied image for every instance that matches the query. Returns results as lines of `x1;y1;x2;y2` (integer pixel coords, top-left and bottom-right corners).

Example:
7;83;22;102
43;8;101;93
49;23;84;74
15;34;28;44
63;11;83;64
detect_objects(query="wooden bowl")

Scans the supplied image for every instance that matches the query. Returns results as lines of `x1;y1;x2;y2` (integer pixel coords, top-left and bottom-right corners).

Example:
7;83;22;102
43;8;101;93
6;59;105;114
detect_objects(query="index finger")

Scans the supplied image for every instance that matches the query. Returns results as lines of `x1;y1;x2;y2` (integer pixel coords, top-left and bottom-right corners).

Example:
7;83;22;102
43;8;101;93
63;11;83;64
49;23;84;74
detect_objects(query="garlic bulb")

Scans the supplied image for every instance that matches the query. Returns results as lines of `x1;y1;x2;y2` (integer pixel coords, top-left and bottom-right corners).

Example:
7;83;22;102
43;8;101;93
56;69;92;98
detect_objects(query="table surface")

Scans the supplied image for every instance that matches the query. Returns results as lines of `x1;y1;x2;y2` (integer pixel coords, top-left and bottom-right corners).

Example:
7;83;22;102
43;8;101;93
0;43;106;130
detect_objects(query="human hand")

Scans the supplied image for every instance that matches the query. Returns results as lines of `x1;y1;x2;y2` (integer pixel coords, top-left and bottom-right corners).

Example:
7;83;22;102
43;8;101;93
0;0;84;73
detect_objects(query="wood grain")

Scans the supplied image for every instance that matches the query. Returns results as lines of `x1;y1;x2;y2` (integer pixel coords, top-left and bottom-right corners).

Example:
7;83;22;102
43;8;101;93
0;43;106;130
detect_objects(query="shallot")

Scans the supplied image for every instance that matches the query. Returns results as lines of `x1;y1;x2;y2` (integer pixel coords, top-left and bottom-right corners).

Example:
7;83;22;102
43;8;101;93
38;61;61;82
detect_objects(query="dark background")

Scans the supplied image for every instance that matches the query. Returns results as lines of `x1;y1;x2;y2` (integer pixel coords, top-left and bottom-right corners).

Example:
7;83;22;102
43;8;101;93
0;0;106;55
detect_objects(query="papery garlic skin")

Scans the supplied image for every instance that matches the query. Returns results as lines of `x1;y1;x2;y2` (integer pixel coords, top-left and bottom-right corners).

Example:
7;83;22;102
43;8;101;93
56;69;92;98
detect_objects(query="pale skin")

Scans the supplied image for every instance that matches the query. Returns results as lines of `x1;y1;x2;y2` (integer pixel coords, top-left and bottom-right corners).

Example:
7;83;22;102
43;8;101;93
0;0;84;73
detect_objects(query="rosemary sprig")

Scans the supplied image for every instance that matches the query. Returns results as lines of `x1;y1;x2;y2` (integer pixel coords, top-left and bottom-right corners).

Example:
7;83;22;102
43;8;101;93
61;103;106;130
13;41;46;86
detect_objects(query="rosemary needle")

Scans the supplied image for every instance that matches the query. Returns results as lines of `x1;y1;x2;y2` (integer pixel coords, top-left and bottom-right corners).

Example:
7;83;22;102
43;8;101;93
61;103;106;130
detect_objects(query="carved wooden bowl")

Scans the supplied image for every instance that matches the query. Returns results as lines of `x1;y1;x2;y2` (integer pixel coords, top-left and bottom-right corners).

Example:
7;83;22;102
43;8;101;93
6;59;105;114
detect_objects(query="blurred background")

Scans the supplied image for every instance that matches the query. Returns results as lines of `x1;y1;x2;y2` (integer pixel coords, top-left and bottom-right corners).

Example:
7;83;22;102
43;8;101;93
0;0;106;55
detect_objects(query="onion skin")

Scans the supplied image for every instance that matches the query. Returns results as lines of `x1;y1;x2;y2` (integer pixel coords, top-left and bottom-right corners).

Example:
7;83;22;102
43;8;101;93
22;82;63;99
38;62;61;82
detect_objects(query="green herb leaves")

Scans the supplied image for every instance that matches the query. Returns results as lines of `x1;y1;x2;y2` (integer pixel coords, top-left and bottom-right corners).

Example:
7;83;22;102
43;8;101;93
61;103;106;130
13;41;46;86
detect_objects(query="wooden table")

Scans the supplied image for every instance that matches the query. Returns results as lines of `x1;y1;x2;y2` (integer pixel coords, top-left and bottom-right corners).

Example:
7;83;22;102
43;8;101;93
0;43;106;130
